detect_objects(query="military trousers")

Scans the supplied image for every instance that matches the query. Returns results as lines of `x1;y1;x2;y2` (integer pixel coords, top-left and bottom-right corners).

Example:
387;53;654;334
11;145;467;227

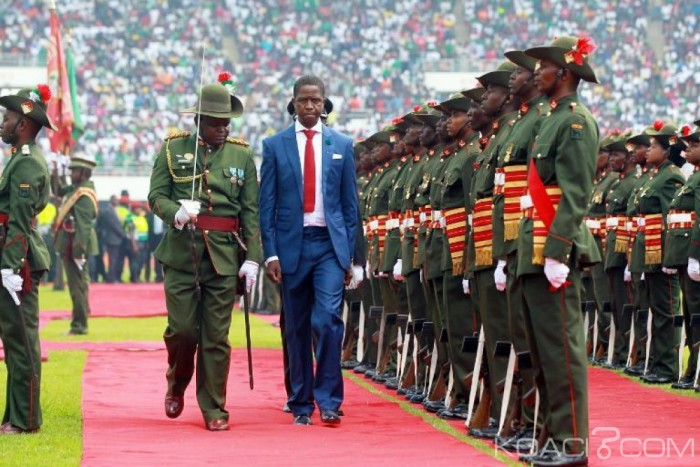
163;253;237;423
590;239;612;349
442;274;476;404
646;271;681;379
679;270;700;378
473;267;510;421
0;271;43;431
606;266;632;364
64;253;91;334
630;273;650;364
521;270;588;453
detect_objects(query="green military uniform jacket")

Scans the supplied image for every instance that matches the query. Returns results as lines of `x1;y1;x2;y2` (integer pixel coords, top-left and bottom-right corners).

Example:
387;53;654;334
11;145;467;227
604;171;638;269
425;144;451;280
367;160;397;271
0;142;50;273
439;137;476;275
664;168;700;267
148;132;262;275
467;112;518;275
400;151;428;275
493;97;547;259
516;94;600;276
382;157;412;272
630;161;685;273
625;168;652;272
414;148;442;268
54;180;99;260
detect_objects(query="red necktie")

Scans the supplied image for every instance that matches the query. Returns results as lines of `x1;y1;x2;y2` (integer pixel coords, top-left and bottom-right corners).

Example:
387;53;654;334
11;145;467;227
302;129;316;213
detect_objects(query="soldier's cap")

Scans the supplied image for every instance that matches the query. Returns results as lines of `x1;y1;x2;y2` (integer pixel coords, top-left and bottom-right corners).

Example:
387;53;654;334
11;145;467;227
646;121;684;149
461;87;486;103
435;93;471;113
598;134;614;151
408;101;442;127
181;73;243;118
287;97;333;117
477;61;517;88
68;153;97;170
367;125;398;145
679;124;700;143
626;126;652;147
603;130;633;153
524;36;599;84
504;50;538;72
0;85;57;130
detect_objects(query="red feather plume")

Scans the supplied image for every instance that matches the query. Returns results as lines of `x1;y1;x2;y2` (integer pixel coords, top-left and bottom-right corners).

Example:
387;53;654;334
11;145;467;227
653;120;664;131
413;105;422;112
682;125;692;137
36;84;52;103
427;100;438;107
218;72;232;83
567;37;597;66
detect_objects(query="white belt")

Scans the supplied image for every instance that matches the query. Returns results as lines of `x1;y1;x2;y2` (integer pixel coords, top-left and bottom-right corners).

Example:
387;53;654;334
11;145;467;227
585;219;602;230
494;172;506;186
668;213;692;223
386;219;400;230
636;217;645;227
419;212;427;223
369;220;379;231
431;210;443;222
606;217;619;228
520;194;533;210
468;214;473;227
406;218;415;228
626;221;634;232
439;217;446;229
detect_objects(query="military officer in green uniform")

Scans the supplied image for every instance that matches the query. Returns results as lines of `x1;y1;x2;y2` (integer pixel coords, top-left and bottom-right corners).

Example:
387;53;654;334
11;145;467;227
666;122;700;389
623;130;653;375
601;132;638;368
516;36;601;465
52;154;98;335
0;85;54;434
585;138;619;363
492;49;547;452
631;122;684;385
148;75;262;431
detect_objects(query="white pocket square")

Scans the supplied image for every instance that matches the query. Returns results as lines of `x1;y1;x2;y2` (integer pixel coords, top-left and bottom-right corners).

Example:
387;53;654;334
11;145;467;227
332;153;343;160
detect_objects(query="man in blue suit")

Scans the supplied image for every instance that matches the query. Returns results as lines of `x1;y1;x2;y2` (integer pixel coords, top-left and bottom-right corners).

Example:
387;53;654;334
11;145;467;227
260;76;358;426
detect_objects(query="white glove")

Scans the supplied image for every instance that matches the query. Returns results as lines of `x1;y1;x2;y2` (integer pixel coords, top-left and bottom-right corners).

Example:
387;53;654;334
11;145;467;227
544;257;570;290
393;259;404;282
494;260;507;292
74;258;86;271
688;258;700;282
173;199;201;230
1;269;22;306
623;265;631;282
237;260;259;294
640;273;645;281
419;269;424;284
661;267;677;275
462;279;470;295
346;264;364;290
439;216;446;229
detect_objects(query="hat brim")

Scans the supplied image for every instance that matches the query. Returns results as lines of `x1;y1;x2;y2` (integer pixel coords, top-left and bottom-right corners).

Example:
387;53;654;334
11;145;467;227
461;88;486;102
180;95;244;118
436;97;471;113
524;46;599;84
69;161;96;170
504;50;538;72
626;133;651;147
477;70;513;88
0;95;58;130
412;114;441;128
604;141;630;153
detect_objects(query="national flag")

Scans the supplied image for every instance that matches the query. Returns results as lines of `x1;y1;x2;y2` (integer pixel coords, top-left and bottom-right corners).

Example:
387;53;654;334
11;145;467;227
46;0;75;152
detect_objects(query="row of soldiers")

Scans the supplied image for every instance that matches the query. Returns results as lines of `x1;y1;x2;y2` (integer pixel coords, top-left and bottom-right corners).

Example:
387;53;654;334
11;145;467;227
341;36;700;466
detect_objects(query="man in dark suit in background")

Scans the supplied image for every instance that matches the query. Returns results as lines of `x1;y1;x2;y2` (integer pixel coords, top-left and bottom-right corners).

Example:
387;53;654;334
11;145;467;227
99;195;127;283
260;75;358;426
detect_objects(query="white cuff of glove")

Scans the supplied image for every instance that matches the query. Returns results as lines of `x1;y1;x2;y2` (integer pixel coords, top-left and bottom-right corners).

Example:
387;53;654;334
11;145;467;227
393;259;404;282
346;264;364;290
238;260;259;293
174;200;201;230
661;267;678;275
623;265;631;283
1;269;22;305
544;257;570;290
640;273;645;281
688;258;700;282
494;260;507;292
462;279;470;295
74;258;86;271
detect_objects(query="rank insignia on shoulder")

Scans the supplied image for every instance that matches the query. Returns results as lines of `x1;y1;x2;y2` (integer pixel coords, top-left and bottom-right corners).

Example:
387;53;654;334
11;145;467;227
18;183;30;197
226;137;250;147
570;123;583;140
165;130;190;141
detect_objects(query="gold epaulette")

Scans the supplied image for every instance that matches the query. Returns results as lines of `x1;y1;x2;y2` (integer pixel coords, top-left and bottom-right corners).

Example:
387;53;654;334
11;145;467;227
164;130;191;141
226;137;250;147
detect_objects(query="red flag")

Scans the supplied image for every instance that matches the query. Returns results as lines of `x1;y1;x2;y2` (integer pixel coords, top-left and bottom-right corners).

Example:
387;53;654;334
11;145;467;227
46;3;74;152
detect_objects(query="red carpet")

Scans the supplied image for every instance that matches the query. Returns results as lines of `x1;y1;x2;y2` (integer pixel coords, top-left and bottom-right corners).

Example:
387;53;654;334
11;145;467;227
44;283;167;318
81;348;500;466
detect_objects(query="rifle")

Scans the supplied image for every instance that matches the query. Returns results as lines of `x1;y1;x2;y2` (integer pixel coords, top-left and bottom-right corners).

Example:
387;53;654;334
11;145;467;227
469;358;491;430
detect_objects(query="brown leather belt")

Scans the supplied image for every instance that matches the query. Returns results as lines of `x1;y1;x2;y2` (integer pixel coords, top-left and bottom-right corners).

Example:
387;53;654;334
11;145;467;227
194;215;239;232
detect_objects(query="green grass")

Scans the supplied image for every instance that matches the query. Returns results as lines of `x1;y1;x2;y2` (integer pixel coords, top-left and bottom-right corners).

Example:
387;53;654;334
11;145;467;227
346;373;518;466
41;313;282;349
38;285;73;312
0;351;85;467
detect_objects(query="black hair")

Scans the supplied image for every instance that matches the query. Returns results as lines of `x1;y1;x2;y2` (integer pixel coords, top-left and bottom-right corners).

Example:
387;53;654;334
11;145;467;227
293;75;326;98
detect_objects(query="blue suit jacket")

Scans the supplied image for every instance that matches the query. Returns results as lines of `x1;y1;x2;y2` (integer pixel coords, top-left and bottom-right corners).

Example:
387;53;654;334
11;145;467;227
259;124;358;274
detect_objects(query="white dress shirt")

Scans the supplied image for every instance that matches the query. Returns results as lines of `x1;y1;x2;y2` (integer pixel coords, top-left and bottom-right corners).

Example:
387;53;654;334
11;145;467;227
295;119;326;227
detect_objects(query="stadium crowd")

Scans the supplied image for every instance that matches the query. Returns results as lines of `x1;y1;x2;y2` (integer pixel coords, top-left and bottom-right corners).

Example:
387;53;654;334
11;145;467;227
0;0;698;170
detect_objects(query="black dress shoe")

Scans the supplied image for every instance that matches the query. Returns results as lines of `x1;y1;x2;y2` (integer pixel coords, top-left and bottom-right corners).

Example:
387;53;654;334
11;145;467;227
437;406;468;420
282;403;291;413
648;374;673;384
293;415;312;426
527;451;587;466
624;364;644;376
397;387;409;396
496;428;535;453
206;419;230;431
165;394;184;419
371;373;387;383
384;378;399;390
353;364;370;374
408;392;426;404
423;399;445;413
469;424;499;439
320;410;341;425
0;422;40;435
341;359;360;370
364;369;377;379
337;408;345;416
671;378;696;390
